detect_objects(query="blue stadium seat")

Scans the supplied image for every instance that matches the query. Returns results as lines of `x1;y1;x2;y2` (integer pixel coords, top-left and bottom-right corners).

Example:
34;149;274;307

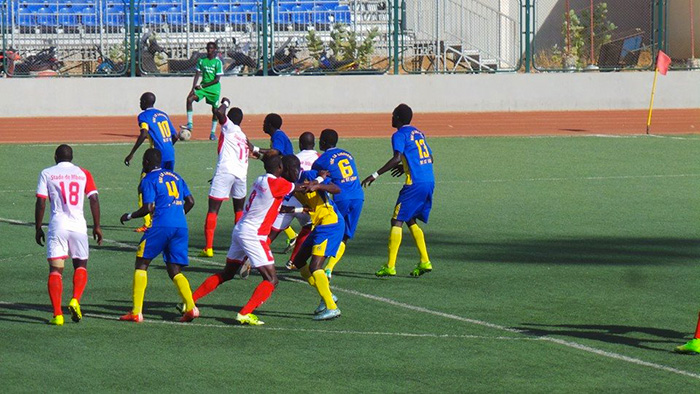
207;6;227;26
165;5;185;27
191;4;209;29
80;6;99;29
334;4;350;24
105;3;125;27
35;7;58;29
290;4;308;27
311;4;328;29
142;5;161;25
58;6;79;28
16;6;35;29
229;5;246;28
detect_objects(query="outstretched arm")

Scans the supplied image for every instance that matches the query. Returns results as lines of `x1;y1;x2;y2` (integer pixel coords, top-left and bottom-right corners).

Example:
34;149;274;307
214;97;231;125
124;129;149;166
307;182;341;195
34;197;46;246
88;194;103;245
120;203;155;224
361;151;402;187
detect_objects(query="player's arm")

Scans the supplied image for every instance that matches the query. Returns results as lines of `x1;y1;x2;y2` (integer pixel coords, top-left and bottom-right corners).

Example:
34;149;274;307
34;196;46;246
307;181;340;195
120;202;154;224
201;74;220;89
124;128;149;166
191;69;201;92
361;150;402;187
183;194;195;214
279;203;309;214
88;194;103;246
214;98;231;125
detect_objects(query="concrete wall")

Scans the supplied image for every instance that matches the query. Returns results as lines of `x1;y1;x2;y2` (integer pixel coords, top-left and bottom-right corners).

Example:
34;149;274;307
0;71;698;118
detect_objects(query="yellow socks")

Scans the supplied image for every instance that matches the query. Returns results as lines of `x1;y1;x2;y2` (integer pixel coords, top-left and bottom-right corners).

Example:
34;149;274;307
408;224;430;263
387;226;402;269
284;226;297;240
300;265;315;286
172;273;195;312
132;269;148;315
325;241;346;273
312;270;337;310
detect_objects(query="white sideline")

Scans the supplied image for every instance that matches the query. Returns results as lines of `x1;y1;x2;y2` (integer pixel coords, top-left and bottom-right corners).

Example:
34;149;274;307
2;216;700;380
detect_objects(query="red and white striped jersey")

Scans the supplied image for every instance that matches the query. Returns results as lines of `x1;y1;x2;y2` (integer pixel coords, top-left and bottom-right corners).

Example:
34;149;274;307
216;118;249;178
236;174;294;236
297;149;319;171
36;162;98;233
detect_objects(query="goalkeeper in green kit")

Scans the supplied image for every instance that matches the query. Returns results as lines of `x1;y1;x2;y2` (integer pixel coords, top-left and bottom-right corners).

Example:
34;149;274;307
182;41;224;141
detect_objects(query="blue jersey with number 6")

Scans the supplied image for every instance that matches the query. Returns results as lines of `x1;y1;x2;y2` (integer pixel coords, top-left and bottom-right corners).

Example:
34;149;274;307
391;125;434;185
138;108;176;164
312;147;364;202
140;169;191;228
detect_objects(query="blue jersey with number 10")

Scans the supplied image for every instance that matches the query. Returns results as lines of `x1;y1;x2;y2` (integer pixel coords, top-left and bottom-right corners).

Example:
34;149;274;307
391;125;434;185
140;169;191;228
312;147;364;201
138;108;176;163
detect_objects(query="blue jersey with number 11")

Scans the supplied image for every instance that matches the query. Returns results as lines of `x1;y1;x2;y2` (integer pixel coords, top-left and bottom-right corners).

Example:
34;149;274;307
392;125;434;185
140;169;191;228
138;108;176;163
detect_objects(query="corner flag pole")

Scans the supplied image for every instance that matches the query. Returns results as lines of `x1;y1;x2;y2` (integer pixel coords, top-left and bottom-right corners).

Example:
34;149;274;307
646;67;659;135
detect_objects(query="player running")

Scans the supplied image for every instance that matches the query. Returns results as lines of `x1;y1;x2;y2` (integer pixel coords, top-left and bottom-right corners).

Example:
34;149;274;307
267;132;319;268
284;156;344;320
361;104;435;278
119;149;199;323
124;92;178;233
189;155;303;326
35;144;102;326
182;41;224;141
199;97;250;258
312;129;364;279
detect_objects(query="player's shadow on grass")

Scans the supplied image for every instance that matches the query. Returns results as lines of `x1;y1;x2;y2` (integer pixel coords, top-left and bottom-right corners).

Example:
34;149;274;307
515;323;687;352
91;299;183;321
0;302;53;325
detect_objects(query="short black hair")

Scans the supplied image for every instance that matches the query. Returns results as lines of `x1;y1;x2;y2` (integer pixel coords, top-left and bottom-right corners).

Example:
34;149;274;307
319;129;338;148
228;107;243;125
141;92;156;107
144;148;162;165
393;104;413;124
206;41;217;49
299;132;315;150
55;144;73;162
263;154;283;173
264;113;283;130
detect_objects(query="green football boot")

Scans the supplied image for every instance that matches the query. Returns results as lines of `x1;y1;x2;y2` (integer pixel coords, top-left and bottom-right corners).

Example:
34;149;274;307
410;261;433;277
675;338;700;354
375;265;396;277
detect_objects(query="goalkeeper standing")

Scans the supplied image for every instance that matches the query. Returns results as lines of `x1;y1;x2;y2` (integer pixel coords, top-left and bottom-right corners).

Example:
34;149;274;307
181;41;223;141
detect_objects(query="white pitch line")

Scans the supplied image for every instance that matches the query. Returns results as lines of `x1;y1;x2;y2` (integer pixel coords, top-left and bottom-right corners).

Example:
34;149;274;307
1;216;699;380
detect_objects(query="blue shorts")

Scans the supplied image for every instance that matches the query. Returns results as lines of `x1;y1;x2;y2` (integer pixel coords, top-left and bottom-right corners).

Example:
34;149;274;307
302;220;345;258
136;226;189;265
334;198;364;240
393;182;434;223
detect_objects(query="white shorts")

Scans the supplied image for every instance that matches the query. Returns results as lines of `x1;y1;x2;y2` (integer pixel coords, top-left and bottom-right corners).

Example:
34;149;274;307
272;196;312;231
46;227;89;261
209;172;247;200
227;231;274;268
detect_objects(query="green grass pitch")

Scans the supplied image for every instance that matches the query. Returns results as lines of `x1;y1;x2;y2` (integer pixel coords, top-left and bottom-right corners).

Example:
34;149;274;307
2;135;700;392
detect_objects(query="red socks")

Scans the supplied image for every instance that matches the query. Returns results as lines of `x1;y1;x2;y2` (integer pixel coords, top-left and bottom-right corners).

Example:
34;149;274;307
204;212;218;250
694;312;700;339
48;272;63;316
290;226;312;262
234;210;243;224
239;280;275;315
192;273;226;302
73;267;88;301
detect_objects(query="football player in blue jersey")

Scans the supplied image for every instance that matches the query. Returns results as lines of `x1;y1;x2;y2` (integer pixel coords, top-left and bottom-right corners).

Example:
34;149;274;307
124;92;178;233
362;104;435;277
119;148;199;323
312;129;364;279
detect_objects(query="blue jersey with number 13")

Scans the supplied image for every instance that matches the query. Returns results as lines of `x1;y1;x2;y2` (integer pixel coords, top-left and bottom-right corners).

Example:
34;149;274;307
391;125;434;185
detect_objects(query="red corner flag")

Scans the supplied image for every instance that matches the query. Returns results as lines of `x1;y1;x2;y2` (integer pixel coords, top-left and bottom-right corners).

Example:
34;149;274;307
656;50;671;75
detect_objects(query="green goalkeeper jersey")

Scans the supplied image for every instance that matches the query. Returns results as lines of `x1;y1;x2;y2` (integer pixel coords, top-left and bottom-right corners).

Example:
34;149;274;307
197;56;223;86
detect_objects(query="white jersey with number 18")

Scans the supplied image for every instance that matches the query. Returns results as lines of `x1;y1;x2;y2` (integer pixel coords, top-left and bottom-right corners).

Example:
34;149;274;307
36;162;98;233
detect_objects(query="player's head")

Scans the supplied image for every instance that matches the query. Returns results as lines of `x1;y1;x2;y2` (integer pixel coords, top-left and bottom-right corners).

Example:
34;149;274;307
299;131;315;151
206;41;217;58
140;92;156;110
54;144;73;164
263;154;283;176
319;128;338;151
228;107;243;125
263;113;283;135
392;104;413;128
142;148;162;172
281;155;301;183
